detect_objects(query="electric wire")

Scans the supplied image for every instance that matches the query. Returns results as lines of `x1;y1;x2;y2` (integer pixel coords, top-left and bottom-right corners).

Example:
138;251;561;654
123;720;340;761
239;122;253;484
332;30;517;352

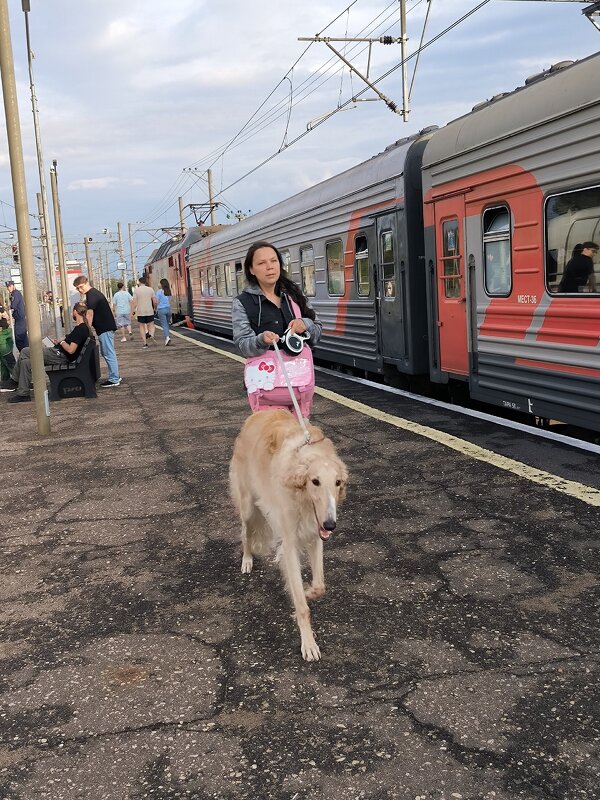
140;0;400;225
214;0;493;201
142;0;491;232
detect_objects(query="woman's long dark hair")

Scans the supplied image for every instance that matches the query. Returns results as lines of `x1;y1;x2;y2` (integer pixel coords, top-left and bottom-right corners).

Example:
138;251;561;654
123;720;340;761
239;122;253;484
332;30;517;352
160;278;172;296
73;301;93;336
243;240;316;321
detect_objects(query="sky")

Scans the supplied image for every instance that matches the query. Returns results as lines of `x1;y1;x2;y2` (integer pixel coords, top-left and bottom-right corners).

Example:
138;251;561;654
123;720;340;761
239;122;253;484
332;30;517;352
0;0;598;276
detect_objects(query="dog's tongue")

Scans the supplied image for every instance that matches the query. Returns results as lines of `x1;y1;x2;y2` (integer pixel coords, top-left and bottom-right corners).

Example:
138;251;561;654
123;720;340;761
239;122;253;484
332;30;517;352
319;527;331;542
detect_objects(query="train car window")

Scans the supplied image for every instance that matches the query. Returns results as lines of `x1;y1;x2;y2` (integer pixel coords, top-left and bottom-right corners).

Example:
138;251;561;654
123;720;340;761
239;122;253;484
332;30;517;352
381;230;395;298
224;262;233;296
355;235;370;296
215;265;224;296
326;240;344;296
546;186;600;295
235;262;244;294
483;206;511;296
281;249;291;277
300;246;316;296
207;267;215;297
200;269;207;297
441;220;461;298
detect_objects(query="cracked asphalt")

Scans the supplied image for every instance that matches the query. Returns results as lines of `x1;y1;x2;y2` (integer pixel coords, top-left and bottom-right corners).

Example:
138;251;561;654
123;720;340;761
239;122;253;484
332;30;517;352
1;332;599;800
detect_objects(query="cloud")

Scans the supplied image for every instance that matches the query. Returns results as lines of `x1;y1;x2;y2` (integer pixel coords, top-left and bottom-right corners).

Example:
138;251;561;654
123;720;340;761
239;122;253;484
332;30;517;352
2;0;597;262
68;177;147;191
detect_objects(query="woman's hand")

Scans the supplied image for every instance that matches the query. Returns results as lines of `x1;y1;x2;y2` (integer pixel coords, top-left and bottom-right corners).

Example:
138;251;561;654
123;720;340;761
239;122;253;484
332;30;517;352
287;319;307;335
261;330;280;346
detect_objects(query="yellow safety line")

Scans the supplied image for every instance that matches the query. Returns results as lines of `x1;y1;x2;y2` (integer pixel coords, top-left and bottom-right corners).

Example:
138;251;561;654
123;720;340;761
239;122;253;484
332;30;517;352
174;330;600;508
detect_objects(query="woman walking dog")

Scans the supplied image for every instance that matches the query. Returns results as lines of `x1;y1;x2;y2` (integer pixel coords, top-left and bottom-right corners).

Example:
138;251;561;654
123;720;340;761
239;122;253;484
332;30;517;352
232;241;322;416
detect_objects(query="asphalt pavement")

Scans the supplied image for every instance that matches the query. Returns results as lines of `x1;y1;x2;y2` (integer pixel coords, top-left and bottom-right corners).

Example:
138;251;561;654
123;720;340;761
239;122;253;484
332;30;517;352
1;330;599;800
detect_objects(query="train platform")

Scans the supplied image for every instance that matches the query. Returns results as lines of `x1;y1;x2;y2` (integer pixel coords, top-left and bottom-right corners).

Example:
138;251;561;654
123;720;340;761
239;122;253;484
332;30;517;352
1;328;599;800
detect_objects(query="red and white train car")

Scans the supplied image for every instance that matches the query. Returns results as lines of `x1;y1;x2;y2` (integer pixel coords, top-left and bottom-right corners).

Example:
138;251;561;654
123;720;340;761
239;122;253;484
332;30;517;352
422;53;600;430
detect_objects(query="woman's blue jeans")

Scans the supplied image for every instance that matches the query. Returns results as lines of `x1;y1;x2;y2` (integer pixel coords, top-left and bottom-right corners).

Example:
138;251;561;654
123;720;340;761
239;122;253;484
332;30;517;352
157;308;171;339
98;331;119;383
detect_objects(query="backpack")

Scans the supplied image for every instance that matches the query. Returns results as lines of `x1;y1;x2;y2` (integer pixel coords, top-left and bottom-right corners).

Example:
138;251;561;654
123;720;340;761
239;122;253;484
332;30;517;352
243;298;315;417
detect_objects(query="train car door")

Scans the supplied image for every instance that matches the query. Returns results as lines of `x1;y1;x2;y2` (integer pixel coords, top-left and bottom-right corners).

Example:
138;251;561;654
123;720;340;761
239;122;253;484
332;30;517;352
375;214;405;360
434;196;468;376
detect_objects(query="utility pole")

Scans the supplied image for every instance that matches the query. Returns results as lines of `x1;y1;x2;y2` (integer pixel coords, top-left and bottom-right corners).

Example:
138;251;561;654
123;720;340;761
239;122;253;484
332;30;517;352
49;160;71;334
0;0;50;433
128;223;137;289
117;222;124;267
299;0;410;118
400;0;408;121
97;250;106;298
37;192;59;338
207;169;216;226
83;236;94;286
23;1;59;335
178;196;187;237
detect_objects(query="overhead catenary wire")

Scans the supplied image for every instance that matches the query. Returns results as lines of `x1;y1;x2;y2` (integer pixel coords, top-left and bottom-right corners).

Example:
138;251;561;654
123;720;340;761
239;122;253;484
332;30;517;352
141;0;492;232
213;0;493;201
140;0;400;225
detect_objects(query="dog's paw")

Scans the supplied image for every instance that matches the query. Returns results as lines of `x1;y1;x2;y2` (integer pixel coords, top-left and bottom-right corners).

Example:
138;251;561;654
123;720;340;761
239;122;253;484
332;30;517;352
241;555;253;574
301;639;321;661
304;584;325;601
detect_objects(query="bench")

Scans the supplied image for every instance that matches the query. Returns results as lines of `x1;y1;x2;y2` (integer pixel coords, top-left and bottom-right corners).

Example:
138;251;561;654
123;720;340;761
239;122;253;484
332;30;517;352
46;337;101;401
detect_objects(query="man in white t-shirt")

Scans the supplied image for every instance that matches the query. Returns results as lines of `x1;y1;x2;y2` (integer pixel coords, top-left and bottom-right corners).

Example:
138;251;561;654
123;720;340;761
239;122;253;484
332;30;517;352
131;276;157;347
112;282;133;342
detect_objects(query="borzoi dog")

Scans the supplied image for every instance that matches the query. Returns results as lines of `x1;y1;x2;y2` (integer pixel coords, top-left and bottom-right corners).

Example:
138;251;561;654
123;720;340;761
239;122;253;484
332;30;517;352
229;410;348;661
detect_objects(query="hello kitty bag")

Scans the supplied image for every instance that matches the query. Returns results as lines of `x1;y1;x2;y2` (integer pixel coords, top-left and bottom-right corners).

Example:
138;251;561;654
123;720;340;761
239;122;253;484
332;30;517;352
243;299;315;416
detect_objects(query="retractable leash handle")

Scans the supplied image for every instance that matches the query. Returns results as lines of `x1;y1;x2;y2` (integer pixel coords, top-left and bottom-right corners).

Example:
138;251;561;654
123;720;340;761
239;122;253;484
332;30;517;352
272;341;311;444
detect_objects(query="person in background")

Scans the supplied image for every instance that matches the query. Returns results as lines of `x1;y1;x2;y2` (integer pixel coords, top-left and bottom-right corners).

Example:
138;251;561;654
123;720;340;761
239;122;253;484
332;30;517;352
155;278;172;346
131;275;157;348
5;280;28;351
73;275;121;387
112;282;133;342
558;242;598;293
1;301;91;403
0;303;17;386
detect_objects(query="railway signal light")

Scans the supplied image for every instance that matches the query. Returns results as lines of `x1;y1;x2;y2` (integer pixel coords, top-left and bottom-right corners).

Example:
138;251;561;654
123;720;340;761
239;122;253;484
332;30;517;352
11;244;19;263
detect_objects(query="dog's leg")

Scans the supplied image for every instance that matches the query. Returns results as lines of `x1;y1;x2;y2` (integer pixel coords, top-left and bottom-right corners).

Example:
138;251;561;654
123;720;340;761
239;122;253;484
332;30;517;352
238;493;256;575
304;537;325;601
280;540;321;661
240;518;253;574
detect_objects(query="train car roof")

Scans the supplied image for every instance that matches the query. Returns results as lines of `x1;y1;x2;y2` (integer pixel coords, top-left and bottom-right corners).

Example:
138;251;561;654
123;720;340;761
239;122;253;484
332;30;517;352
146;226;205;264
422;50;600;173
192;132;428;250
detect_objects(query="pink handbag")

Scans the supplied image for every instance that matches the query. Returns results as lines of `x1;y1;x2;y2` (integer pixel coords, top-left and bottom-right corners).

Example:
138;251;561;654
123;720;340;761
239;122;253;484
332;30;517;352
244;299;315;416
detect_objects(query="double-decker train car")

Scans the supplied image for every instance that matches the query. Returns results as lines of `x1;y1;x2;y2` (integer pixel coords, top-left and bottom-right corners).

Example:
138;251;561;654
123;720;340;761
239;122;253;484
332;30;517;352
171;52;600;432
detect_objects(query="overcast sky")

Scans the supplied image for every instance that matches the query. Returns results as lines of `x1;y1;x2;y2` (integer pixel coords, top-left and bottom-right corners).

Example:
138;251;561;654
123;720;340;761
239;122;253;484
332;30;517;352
0;0;598;270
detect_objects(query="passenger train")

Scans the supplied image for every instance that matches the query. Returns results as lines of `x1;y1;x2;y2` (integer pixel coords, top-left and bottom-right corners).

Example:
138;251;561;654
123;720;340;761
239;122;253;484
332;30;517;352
146;52;600;433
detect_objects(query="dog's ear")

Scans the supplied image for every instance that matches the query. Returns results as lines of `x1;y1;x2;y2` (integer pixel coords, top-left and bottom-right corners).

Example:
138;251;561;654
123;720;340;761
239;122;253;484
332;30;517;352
337;461;349;502
265;424;287;455
284;461;308;489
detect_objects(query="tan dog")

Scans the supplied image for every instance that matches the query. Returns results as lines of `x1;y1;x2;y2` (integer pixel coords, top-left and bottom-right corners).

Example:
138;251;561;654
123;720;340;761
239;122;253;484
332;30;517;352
229;410;348;661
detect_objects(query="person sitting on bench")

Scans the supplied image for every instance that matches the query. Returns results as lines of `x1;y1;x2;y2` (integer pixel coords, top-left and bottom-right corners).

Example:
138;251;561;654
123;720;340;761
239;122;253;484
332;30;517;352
1;301;91;403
